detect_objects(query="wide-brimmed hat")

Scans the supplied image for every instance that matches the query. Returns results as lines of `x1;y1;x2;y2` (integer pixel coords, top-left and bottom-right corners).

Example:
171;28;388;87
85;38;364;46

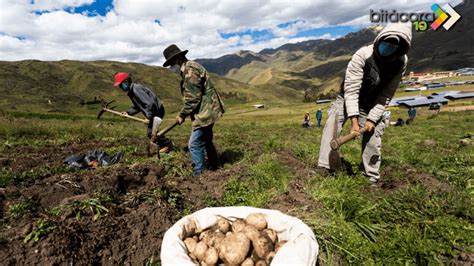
163;44;188;67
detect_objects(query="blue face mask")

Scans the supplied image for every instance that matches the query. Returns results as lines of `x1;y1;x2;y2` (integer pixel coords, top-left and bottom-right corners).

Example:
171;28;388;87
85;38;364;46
120;83;129;92
378;41;398;57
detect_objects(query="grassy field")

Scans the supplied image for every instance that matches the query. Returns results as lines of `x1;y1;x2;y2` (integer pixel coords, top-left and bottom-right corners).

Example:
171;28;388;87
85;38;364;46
1;86;473;264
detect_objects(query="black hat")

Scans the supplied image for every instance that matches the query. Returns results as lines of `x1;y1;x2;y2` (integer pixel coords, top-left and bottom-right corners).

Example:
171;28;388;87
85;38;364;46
163;44;188;67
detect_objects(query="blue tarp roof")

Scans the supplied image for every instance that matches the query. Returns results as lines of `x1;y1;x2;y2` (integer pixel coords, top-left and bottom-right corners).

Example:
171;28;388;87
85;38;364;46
432;91;460;96
388;96;426;107
445;92;474;100
398;98;449;108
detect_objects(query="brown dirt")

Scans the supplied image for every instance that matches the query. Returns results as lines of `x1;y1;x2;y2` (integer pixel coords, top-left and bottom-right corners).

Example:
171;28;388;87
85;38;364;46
0;139;247;264
0;141;319;264
380;166;452;192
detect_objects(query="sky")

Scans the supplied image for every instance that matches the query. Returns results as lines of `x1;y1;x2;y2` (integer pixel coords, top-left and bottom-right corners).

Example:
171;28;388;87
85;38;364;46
0;0;439;65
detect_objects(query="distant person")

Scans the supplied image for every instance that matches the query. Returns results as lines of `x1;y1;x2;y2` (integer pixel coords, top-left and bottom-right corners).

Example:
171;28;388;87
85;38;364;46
303;112;311;128
408;107;417;122
316;109;323;128
316;23;412;185
113;72;172;152
394;118;405;126
162;44;225;176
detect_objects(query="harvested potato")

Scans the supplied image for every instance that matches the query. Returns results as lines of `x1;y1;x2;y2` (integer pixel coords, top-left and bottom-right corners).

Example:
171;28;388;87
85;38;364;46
194;241;208;261
252;235;274;259
221;232;250;265
243;224;260;241
274;240;287;253
262;229;278;244
183;237;197;254
266;251;276;264
245;213;267;230
231;219;246;233
225;231;232;237
203;247;219;265
255;260;267;266
241;257;255;266
212;231;225;249
199;230;213;245
217;218;231;233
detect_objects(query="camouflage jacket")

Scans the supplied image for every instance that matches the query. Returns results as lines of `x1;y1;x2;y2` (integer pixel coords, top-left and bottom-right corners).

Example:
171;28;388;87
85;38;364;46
179;60;225;128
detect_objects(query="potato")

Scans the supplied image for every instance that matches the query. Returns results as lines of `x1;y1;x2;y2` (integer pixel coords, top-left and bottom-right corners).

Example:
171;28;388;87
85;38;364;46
262;229;278;244
221;232;250;265
241;258;255;266
194;241;208;261
184;237;197;254
193;235;199;242
245;213;267;230
255;260;267;266
231;219;246;233
225;231;232;237
203;247;219;265
266;251;276;264
212;231;225;249
243;224;260;241
217;218;231;233
252;235;273;259
199;230;213;245
274;240;287;253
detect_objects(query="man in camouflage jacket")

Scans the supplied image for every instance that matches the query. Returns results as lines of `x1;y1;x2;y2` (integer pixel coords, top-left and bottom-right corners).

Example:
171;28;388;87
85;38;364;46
163;44;225;176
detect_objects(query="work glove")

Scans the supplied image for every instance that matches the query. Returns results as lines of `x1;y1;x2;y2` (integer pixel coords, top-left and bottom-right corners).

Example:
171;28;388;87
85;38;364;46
176;115;185;125
364;120;376;132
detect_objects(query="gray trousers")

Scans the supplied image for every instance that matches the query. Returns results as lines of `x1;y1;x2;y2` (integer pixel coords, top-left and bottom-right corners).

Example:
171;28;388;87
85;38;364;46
317;96;386;182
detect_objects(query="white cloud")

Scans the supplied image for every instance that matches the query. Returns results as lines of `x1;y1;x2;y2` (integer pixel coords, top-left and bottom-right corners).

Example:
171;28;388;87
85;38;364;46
0;0;435;65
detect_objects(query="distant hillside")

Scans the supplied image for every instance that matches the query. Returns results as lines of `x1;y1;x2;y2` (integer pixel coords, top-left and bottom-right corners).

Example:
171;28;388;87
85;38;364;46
196;2;473;101
0;60;303;114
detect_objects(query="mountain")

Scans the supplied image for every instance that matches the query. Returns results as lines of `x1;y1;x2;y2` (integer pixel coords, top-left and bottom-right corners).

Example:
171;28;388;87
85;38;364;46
196;2;473;101
0;60;303;114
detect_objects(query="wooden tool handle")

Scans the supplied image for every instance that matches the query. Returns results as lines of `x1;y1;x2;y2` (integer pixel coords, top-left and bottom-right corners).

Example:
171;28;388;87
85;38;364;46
157;121;180;137
103;108;149;124
330;127;369;150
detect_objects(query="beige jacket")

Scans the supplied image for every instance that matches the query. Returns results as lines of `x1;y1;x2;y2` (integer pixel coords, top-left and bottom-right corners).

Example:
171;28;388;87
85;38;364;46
343;23;412;122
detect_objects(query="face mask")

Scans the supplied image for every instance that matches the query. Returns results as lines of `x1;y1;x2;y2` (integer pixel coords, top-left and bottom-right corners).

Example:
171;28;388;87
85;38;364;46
120;82;129;92
378;41;398;57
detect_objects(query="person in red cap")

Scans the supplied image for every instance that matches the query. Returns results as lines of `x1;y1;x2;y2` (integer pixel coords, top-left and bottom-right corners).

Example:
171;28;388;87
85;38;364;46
113;72;172;152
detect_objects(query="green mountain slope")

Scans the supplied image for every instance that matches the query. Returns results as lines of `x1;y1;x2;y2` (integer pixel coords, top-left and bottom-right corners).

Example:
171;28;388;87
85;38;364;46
0;60;304;114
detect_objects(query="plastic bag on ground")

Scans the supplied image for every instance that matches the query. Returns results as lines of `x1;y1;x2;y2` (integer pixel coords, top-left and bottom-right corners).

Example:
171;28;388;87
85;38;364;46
64;150;123;169
161;206;318;265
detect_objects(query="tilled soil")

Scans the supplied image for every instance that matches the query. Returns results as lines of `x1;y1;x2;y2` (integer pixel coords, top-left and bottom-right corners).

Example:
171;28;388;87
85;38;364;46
0;140;316;264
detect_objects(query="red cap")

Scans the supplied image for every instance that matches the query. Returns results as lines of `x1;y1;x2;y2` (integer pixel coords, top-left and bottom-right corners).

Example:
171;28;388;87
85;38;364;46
114;72;129;87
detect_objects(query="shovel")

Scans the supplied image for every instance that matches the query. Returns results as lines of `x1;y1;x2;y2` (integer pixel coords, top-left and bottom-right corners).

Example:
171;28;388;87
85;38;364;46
97;100;149;124
147;120;180;158
328;114;368;171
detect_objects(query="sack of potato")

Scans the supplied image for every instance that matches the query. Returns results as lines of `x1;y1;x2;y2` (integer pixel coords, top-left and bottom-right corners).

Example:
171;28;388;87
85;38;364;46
161;206;318;265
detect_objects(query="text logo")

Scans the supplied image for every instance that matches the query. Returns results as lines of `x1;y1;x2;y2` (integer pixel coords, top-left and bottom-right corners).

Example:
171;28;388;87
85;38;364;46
430;3;461;30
